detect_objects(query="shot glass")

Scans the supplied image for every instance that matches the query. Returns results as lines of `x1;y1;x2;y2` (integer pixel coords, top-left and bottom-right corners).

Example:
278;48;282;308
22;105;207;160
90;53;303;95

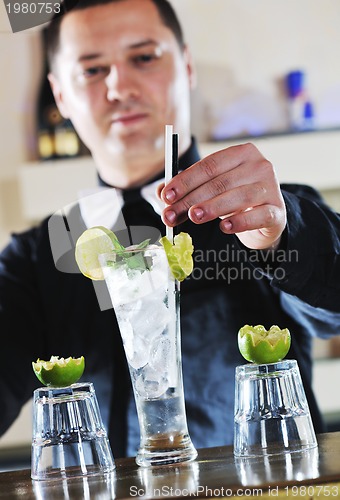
31;382;115;481
234;360;318;457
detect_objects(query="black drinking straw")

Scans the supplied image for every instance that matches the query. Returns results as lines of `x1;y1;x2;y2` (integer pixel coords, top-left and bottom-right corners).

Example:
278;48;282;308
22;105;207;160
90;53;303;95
172;133;179;178
172;133;179;236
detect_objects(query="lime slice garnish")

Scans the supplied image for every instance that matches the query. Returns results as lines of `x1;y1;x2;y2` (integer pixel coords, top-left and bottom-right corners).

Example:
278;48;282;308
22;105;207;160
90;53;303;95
75;226;123;280
75;226;152;279
238;325;291;364
159;232;194;282
32;356;85;387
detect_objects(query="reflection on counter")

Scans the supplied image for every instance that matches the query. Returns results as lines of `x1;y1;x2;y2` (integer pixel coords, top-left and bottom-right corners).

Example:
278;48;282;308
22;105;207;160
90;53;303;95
236;446;319;486
132;462;200;498
32;471;116;500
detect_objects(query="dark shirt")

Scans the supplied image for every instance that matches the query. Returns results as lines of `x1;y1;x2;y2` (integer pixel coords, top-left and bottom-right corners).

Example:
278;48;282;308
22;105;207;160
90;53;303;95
1;139;340;458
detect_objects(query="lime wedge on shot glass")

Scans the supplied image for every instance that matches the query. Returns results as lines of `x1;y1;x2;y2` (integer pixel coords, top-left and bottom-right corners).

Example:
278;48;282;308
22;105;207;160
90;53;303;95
32;355;85;387
238;324;291;364
160;232;194;281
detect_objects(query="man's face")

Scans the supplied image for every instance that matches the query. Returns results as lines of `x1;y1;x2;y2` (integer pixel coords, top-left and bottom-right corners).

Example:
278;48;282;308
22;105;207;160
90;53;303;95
49;0;194;187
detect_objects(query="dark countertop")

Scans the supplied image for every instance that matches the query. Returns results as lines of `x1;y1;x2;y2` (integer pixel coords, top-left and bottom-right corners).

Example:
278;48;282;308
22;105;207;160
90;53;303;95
1;432;340;499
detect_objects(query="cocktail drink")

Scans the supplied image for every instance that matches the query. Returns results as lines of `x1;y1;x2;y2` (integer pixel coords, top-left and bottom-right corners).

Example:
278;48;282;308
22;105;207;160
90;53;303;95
99;245;197;467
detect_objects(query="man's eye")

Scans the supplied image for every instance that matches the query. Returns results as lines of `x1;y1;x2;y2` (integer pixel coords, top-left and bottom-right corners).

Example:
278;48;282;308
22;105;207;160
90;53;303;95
80;66;111;81
133;53;158;65
83;67;102;77
76;66;109;85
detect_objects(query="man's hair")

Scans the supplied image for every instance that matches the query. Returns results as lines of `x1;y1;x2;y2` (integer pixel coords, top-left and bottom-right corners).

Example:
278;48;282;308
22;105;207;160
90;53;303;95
46;0;185;71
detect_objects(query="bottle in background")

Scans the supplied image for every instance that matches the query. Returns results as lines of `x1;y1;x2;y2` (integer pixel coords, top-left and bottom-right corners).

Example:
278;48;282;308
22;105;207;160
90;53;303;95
285;70;314;132
36;28;88;161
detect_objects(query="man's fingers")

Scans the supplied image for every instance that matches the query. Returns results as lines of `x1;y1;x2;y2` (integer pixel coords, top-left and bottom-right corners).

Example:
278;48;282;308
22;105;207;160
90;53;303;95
163;180;269;226
160;142;285;245
161;144;255;203
162;164;250;224
186;182;269;224
157;182;165;200
219;205;285;235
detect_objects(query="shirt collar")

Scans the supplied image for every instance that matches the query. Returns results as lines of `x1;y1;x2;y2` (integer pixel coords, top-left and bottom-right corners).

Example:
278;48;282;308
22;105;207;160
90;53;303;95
79;138;200;229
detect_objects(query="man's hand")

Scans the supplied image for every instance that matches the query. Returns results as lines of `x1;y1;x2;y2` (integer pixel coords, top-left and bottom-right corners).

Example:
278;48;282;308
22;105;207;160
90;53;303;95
160;143;287;251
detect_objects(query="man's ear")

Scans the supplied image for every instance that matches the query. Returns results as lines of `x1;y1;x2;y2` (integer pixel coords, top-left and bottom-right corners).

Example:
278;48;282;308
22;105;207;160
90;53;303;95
47;72;70;119
183;45;197;91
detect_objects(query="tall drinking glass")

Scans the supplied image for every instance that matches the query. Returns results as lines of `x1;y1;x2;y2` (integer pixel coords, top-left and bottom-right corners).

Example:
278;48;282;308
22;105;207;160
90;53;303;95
99;245;197;467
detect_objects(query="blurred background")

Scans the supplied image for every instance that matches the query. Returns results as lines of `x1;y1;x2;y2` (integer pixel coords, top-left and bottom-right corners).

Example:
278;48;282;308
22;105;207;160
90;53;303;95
0;0;340;470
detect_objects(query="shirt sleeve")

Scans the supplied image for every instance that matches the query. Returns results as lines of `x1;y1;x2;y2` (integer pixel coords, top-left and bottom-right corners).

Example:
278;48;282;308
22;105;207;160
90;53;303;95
273;184;340;313
232;183;340;337
0;228;46;436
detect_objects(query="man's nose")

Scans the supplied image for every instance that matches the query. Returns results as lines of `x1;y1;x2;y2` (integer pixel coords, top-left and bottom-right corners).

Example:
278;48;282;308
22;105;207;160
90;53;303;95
105;65;139;102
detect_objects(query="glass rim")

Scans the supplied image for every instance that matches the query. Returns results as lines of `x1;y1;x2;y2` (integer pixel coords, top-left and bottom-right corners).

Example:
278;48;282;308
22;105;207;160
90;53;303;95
98;245;166;266
33;382;94;397
99;244;164;256
235;359;297;376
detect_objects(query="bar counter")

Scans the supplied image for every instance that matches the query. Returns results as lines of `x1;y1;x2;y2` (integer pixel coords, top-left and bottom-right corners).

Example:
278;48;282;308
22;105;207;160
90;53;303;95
1;432;340;499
